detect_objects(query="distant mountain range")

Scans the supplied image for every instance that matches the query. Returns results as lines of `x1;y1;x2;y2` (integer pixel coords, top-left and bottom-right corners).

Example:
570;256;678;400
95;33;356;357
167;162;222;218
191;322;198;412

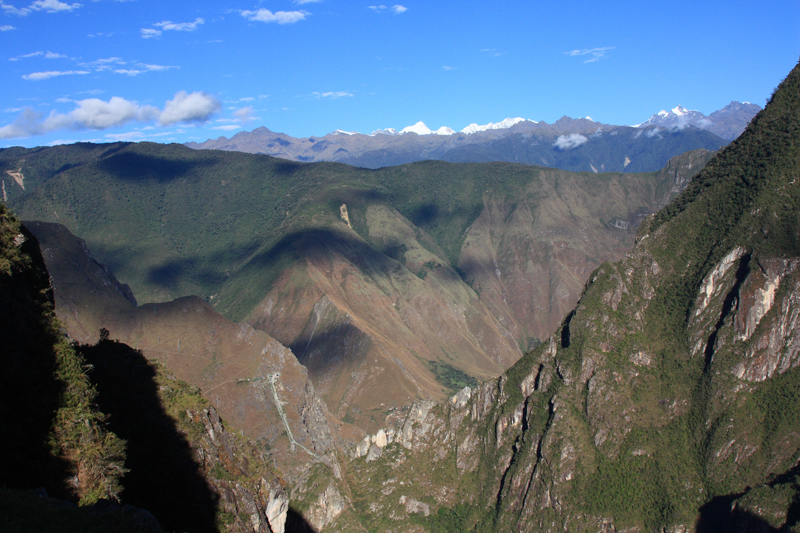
186;101;760;172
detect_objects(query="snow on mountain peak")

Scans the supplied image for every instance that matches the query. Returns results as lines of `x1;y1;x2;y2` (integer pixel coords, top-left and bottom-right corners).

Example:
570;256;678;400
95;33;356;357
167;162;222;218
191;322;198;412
671;105;690;116
433;126;455;135
371;128;397;136
460;117;530;134
333;129;358;135
400;121;433;135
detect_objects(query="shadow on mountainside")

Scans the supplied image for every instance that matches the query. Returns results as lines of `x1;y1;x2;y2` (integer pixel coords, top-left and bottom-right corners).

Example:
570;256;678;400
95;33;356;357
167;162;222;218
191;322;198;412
0;225;74;499
286;507;319;533
696;494;783;533
98;151;216;183
78;338;220;533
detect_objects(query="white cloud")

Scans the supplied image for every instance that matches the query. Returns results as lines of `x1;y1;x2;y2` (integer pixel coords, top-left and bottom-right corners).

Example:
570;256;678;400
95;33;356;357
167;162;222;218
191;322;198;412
104;131;145;141
0;108;40;138
142;17;203;38
159;91;220;126
114;63;176;76
212;125;241;131
1;2;32;15
59;97;159;129
442;66;457;71
241;8;307;24
12;50;68;60
10;51;42;60
0;25;16;30
234;106;255;123
480;48;505;57
645;127;662;138
84;57;125;71
312;91;353;99
22;70;90;80
565;47;614;63
0;92;220;139
369;5;406;14
154;17;204;31
294;0;320;3
553;133;588;150
30;0;80;12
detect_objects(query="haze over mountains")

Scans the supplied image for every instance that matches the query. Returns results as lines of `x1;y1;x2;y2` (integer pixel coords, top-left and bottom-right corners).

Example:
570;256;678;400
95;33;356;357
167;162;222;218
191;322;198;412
186;101;759;172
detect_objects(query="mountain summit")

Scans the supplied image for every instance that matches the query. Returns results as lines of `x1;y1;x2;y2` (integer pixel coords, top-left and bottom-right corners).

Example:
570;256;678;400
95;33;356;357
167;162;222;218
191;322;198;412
638;100;762;140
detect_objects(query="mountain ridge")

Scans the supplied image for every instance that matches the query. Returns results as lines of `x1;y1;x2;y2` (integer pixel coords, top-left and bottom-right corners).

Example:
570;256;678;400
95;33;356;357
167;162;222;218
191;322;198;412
185;102;757;172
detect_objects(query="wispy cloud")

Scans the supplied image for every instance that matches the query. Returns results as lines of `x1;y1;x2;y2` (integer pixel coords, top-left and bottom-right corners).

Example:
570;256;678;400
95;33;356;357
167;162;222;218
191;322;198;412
481;48;505;57
0;91;221;139
22;70;90;80
155;17;204;31
114;63;177;76
104;131;145;141
10;50;67;61
234;106;255;123
212;125;241;131
3;0;80;15
368;4;407;14
1;2;32;15
0;24;16;30
141;17;204;38
312;91;354;99
442;66;457;71
553;133;588;150
565;47;614;63
294;0;321;3
241;8;308;24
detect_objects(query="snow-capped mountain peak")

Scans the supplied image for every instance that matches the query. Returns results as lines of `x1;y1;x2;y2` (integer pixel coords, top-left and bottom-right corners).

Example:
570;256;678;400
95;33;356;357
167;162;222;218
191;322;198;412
400;121;433;135
433;126;455;135
460;117;531;134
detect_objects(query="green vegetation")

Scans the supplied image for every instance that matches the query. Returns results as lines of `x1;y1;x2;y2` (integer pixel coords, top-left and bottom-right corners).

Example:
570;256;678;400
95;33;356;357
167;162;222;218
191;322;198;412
429;360;478;393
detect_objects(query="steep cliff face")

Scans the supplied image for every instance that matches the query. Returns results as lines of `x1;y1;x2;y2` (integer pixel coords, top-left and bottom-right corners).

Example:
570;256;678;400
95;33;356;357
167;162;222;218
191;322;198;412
330;62;800;532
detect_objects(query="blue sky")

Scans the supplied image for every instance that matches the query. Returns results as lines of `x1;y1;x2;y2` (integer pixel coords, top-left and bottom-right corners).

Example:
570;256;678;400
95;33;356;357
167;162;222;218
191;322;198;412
1;0;798;147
